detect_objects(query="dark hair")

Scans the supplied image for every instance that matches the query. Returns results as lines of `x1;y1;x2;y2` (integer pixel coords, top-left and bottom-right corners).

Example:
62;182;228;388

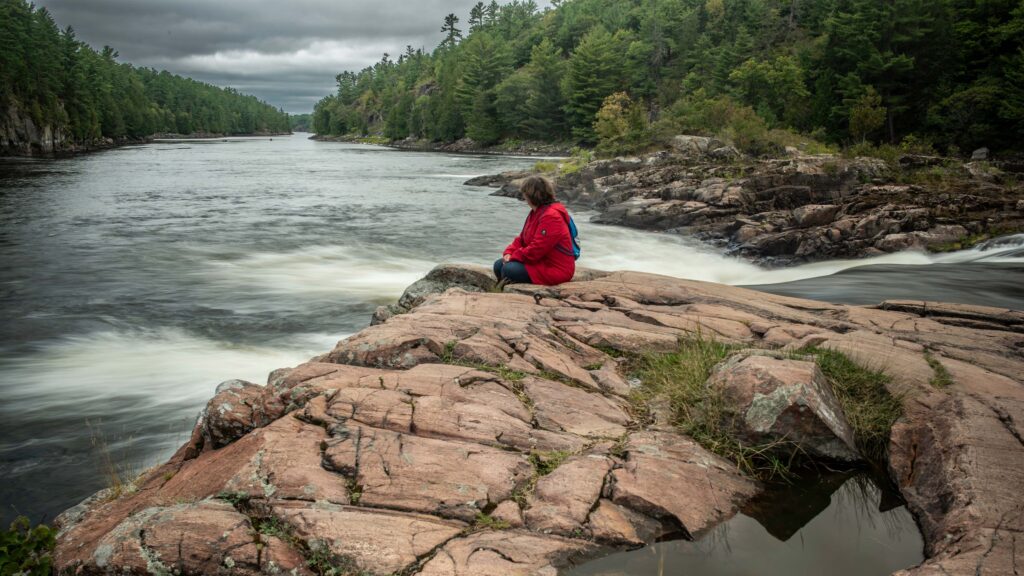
520;175;556;206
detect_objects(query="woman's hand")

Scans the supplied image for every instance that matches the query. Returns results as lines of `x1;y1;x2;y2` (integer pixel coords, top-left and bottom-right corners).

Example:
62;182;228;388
503;254;511;263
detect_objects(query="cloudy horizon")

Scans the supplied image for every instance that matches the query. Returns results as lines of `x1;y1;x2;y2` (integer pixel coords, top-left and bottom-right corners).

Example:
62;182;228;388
37;1;550;114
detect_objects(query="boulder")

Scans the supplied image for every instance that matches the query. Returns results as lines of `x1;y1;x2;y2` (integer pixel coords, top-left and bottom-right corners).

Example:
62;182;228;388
194;379;281;450
671;135;722;156
971;147;990;161
708;353;860;461
792;204;840;228
53;500;310;576
397;263;496;310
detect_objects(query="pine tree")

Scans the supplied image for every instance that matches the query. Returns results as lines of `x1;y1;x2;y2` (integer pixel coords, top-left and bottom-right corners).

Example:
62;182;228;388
523;38;567;140
440;14;462;49
469;2;485;30
563;27;625;141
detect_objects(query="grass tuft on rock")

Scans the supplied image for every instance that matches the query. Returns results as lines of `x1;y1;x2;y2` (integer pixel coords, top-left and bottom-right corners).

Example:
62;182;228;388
627;338;797;478
800;347;903;459
924;352;955;388
628;338;905;478
472;512;511;531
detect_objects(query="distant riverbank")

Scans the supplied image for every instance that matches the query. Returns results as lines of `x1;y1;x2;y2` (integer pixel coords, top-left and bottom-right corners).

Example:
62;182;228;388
310;133;571;157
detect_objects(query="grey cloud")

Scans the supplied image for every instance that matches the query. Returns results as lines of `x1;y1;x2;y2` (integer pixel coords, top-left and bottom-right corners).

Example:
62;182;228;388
37;1;550;113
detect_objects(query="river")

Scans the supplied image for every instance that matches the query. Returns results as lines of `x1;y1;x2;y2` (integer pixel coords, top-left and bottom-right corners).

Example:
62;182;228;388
1;133;1021;571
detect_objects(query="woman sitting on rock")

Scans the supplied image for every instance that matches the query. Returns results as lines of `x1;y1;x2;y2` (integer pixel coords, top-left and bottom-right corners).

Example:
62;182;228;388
494;175;576;286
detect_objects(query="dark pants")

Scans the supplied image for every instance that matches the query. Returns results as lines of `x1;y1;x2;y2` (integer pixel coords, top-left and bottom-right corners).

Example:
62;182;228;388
493;259;532;283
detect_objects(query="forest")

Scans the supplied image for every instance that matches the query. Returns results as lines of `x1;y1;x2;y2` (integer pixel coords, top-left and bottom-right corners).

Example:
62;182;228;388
0;0;290;146
312;0;1024;156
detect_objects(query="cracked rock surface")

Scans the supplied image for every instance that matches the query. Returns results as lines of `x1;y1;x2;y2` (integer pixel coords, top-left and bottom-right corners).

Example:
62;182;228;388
53;267;1023;575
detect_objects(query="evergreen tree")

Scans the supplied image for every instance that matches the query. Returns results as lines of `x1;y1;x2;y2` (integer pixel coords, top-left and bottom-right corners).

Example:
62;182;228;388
563;27;625;141
440;14;463;49
470;2;486;29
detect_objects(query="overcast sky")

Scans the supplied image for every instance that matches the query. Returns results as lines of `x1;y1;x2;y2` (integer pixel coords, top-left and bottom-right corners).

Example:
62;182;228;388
38;1;549;114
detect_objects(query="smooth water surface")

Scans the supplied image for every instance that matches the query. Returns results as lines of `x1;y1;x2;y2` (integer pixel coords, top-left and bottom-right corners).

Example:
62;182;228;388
569;473;924;576
1;134;1020;537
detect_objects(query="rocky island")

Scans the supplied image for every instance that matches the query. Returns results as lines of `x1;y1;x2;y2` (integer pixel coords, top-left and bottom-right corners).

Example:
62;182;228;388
52;264;1023;575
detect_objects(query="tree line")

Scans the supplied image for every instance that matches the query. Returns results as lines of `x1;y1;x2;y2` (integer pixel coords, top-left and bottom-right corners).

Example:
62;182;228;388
0;0;290;146
312;0;1024;155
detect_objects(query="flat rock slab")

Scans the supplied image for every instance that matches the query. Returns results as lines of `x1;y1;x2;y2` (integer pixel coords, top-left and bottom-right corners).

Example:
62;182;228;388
524;377;631;438
526;454;614;535
323;424;533;521
610;431;759;537
273;501;465;575
57;500;309;575
416;530;598;576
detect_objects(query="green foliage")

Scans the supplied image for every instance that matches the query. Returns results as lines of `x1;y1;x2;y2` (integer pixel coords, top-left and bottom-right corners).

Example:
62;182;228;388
473;512;511;531
849;87;887;143
0;0;289;146
304;540;367;576
594;91;650;155
306;0;1023;153
924;352;954;388
0;517;55;576
803;347;903;459
563;26;627;142
529;450;572;476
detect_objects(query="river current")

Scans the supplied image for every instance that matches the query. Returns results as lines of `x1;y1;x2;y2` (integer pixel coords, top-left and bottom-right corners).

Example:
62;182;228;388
1;134;1021;571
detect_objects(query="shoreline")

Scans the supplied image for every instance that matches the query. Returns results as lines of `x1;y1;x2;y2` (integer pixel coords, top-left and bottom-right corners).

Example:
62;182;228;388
309;133;572;158
468;143;1024;267
0;131;293;159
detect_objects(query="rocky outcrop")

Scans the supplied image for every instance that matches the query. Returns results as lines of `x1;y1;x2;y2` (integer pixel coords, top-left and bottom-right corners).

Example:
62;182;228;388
0;101;157;156
470;144;1024;265
53;268;1023;575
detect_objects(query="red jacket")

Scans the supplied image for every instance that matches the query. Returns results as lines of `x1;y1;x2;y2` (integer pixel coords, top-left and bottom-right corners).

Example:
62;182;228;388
504;202;576;285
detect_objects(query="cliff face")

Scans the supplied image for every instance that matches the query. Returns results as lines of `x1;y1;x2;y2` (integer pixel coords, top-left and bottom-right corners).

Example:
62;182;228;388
1;101;68;156
0;101;134;157
51;265;1023;575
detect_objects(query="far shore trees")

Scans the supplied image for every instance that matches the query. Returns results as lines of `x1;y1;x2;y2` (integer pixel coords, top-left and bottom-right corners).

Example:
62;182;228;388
310;0;1023;155
0;0;290;145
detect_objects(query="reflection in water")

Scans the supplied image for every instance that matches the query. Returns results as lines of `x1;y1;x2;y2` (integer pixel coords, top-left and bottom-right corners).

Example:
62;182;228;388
568;472;924;576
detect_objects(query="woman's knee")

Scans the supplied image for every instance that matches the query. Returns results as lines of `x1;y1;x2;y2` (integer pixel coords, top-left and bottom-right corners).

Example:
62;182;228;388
502;261;532;283
493;258;504;280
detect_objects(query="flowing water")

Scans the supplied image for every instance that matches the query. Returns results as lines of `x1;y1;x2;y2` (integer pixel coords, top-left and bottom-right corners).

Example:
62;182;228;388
2;133;1021;570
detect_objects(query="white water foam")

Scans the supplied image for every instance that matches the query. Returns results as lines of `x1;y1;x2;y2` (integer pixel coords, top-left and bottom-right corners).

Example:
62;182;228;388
577;216;1024;286
204;244;436;305
0;328;338;410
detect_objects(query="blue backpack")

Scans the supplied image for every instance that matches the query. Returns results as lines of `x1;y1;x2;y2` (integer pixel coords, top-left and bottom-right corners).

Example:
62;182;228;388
555;211;582;260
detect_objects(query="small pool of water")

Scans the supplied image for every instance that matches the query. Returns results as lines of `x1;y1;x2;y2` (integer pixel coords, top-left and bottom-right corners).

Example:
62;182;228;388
569;471;924;576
